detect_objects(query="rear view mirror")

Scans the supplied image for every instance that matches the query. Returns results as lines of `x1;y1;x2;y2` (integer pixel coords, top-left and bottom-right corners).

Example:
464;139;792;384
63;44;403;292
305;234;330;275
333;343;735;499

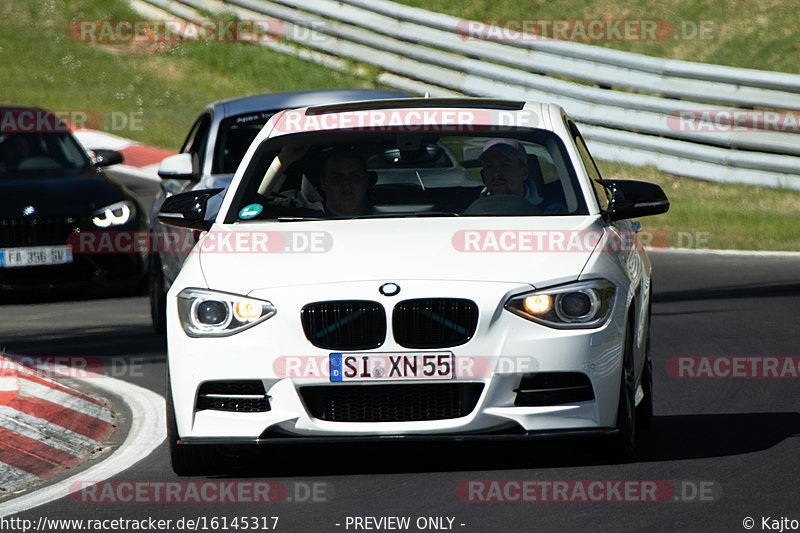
157;188;223;231
599;179;669;222
158;153;200;181
92;149;124;167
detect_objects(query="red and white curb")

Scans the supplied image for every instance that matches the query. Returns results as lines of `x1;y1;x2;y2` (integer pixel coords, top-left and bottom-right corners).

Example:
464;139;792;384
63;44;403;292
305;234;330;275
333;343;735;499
0;356;165;515
73;128;176;181
0;357;116;493
0;356;167;517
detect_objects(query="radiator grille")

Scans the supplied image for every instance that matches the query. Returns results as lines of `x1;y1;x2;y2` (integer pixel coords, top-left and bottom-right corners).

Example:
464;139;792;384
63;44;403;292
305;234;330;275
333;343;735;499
301;300;386;350
0;216;79;246
392;298;478;348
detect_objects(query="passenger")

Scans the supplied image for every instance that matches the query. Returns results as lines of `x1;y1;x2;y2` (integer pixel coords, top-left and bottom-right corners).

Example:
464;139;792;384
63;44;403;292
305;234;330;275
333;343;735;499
479;138;544;207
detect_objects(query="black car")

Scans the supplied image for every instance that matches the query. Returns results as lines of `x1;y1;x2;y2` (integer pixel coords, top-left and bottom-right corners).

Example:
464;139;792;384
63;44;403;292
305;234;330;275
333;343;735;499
0;106;147;296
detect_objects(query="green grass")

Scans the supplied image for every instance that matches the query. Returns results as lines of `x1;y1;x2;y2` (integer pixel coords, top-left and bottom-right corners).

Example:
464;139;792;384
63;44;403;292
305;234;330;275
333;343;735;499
1;0;798;251
0;0;381;149
395;0;800;73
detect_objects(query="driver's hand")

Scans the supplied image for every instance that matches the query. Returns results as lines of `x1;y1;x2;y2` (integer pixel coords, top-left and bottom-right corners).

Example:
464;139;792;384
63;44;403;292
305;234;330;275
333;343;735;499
279;144;309;165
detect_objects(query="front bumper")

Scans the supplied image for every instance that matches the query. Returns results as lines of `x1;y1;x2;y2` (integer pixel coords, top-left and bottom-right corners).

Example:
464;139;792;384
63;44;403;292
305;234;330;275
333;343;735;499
0;253;145;293
179;427;618;446
167;279;628;441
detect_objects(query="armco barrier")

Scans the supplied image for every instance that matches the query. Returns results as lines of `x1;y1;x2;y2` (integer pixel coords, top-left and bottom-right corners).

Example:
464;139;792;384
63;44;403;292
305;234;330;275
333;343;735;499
128;0;800;189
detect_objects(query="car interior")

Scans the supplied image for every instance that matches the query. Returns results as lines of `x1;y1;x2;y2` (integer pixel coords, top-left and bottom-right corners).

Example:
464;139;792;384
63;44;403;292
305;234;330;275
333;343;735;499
0;131;88;174
227;131;588;221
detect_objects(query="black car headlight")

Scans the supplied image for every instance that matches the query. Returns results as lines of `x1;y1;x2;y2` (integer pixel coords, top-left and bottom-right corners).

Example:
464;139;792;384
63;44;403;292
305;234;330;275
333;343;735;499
505;279;616;329
177;288;276;337
92;200;136;227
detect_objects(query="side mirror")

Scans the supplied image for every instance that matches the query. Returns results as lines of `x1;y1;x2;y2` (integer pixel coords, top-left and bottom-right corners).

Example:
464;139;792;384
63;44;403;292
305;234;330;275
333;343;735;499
599;179;669;222
158;153;200;182
92;149;124;167
157;188;223;231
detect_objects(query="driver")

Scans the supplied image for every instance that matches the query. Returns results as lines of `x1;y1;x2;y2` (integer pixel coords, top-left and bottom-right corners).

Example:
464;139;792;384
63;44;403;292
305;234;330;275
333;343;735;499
0;134;30;171
319;149;372;216
479;138;545;207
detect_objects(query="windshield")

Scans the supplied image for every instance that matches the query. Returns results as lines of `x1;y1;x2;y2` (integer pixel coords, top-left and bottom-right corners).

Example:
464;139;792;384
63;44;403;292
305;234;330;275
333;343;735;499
212;111;275;174
226;129;588;222
0;131;90;177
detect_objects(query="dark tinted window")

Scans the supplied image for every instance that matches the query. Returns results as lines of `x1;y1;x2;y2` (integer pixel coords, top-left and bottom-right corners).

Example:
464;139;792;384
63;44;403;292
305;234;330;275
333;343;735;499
212;111;275;174
0;131;89;177
180;113;212;173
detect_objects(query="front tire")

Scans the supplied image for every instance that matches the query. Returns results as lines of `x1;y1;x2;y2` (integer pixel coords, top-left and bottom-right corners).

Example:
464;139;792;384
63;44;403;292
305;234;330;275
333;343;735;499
608;321;636;459
636;302;654;429
636;347;654;429
149;254;167;335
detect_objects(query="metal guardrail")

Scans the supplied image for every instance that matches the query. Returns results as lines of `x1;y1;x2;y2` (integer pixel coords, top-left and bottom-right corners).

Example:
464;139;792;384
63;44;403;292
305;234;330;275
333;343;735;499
340;0;800;98
131;0;800;189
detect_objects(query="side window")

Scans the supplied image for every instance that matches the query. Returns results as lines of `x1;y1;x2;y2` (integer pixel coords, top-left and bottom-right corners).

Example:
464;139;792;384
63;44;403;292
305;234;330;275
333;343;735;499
180;113;212;174
567;119;609;211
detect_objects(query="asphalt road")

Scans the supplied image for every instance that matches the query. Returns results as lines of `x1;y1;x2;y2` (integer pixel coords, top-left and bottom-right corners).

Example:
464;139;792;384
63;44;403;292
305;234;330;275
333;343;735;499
0;252;798;532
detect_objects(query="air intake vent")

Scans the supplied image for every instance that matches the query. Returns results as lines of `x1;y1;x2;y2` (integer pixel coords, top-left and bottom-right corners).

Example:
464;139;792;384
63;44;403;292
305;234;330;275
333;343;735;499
301;300;386;350
514;373;594;407
196;380;270;412
300;383;483;422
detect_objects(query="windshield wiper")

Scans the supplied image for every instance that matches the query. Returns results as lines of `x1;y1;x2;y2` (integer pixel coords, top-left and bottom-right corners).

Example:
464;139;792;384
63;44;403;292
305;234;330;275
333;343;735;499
415;211;460;217
276;216;325;222
342;211;460;219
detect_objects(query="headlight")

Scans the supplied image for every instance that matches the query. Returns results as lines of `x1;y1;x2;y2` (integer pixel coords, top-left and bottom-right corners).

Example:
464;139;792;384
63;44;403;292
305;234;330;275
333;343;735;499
505;279;616;329
177;288;276;337
92;200;136;227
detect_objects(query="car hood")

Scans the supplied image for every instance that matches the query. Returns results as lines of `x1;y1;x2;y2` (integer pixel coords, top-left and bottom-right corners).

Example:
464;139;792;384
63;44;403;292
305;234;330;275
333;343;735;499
196;216;607;293
0;171;127;218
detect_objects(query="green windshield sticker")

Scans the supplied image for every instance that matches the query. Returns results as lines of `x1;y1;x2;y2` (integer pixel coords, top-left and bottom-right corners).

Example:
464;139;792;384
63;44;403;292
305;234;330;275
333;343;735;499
239;204;263;219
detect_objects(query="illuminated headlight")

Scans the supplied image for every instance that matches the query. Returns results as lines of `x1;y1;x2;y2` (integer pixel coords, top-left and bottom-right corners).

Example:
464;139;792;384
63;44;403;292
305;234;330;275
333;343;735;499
92;200;135;227
177;288;276;337
505;279;616;329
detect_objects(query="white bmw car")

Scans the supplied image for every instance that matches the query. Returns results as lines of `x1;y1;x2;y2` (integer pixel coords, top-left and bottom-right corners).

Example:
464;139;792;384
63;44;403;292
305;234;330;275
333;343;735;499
159;98;669;475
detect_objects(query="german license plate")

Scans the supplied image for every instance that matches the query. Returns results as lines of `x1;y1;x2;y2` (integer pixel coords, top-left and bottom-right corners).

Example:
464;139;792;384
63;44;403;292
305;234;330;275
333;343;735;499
0;246;73;268
330;352;455;382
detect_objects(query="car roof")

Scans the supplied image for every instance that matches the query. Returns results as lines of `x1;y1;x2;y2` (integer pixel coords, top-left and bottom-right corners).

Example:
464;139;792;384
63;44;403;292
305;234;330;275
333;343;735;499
211;89;410;118
260;97;556;139
303;97;530;114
